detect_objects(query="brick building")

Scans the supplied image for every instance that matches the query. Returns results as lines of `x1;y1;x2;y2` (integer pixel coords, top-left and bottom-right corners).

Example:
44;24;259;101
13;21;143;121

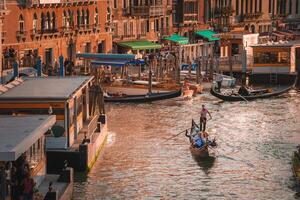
111;0;173;53
173;0;209;37
1;0;112;72
204;0;300;33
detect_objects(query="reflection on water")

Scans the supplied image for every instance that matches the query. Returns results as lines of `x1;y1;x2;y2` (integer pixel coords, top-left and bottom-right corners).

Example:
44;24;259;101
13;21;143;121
74;89;300;199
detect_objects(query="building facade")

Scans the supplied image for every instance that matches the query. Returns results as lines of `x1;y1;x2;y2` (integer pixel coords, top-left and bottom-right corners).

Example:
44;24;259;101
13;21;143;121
204;0;300;33
173;0;209;37
111;0;173;52
2;0;112;73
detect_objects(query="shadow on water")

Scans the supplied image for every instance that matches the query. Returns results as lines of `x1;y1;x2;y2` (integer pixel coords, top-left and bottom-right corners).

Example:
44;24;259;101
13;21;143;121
192;155;216;174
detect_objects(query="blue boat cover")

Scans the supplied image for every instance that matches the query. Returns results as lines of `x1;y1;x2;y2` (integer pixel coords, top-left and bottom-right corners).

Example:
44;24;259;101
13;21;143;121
76;53;136;60
91;59;146;67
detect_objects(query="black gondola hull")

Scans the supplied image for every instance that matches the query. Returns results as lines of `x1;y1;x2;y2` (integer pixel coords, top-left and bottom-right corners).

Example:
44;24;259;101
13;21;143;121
104;89;182;103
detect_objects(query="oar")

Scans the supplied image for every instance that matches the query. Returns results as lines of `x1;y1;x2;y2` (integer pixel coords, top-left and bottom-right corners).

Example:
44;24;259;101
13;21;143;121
159;129;189;144
236;93;249;103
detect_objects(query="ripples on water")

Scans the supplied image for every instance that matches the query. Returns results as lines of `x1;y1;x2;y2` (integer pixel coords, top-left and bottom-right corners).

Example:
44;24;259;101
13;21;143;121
74;89;300;200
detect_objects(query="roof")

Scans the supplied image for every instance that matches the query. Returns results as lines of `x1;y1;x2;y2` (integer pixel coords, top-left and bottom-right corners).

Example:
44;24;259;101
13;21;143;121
195;30;220;41
163;34;189;45
117;40;162;50
251;40;300;48
0;115;56;161
0;76;93;101
76;53;136;60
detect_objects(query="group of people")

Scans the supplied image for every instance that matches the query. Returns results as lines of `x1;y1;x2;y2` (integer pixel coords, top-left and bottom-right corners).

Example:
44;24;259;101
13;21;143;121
4;154;36;200
192;105;213;148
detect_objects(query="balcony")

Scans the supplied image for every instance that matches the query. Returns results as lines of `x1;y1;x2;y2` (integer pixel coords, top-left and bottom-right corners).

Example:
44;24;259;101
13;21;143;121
60;26;74;35
16;30;27;41
21;0;96;8
131;5;164;17
122;7;130;16
243;12;263;20
93;24;100;33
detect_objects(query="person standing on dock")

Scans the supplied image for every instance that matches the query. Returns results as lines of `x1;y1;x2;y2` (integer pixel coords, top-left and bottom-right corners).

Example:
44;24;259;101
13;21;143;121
216;74;223;92
200;105;212;132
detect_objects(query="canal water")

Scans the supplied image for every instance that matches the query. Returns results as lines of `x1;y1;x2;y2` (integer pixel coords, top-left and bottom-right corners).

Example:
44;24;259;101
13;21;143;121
74;89;300;200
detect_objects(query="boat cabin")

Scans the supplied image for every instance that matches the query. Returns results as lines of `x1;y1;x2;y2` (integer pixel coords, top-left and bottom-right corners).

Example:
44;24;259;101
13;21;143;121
216;30;259;73
0;115;55;199
250;40;300;84
0;76;95;149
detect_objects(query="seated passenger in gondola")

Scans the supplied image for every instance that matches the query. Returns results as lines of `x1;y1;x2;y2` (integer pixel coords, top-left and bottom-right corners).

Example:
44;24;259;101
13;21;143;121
192;133;204;148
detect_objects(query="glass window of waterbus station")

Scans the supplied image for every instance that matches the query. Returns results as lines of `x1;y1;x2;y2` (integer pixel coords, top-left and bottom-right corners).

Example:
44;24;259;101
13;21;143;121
254;51;290;64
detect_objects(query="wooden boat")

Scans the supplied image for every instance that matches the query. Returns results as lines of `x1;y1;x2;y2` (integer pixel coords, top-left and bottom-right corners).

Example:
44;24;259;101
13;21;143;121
104;89;182;103
190;144;209;158
292;149;300;185
210;81;296;102
185;120;215;158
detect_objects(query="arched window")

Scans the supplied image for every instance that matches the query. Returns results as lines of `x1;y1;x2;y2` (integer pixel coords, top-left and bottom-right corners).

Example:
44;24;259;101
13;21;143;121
77;10;81;27
94;8;98;25
68;10;73;27
33;13;38;33
46;12;51;30
86;9;89;25
81;10;85;26
41;13;45;31
19;14;24;33
52;12;56;30
62;11;67;27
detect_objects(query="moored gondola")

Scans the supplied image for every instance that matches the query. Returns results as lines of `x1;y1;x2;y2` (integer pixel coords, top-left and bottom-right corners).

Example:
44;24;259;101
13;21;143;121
104;89;182;103
210;79;296;102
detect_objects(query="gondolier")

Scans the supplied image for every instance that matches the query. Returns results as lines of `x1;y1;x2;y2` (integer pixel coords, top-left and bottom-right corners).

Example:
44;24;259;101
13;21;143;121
216;74;223;92
200;105;212;132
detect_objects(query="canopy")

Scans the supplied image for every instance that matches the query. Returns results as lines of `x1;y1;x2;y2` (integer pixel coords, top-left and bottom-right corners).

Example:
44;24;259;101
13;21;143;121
164;34;189;45
195;30;220;41
76;53;136;60
118;40;162;50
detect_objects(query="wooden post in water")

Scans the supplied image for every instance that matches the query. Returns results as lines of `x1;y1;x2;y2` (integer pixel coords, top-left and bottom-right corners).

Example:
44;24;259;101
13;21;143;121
209;56;214;81
148;55;153;95
196;58;202;84
138;64;141;80
0;165;6;200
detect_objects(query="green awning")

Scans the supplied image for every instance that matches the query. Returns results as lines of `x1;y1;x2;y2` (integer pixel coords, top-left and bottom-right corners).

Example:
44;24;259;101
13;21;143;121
164;34;189;45
118;40;162;50
195;30;220;41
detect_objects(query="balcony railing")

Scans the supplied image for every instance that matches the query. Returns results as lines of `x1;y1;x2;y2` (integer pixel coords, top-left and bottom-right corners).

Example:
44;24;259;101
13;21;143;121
131;5;164;17
22;0;96;7
16;30;27;41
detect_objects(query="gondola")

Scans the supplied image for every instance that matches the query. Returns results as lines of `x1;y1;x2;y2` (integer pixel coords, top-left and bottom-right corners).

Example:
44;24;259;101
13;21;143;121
210;79;296;102
185;120;216;158
292;147;300;186
104;89;182;103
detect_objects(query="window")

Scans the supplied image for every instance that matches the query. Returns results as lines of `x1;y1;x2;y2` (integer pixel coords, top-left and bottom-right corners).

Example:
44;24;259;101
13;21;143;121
52;12;56;30
81;10;85;26
46;12;51;30
297;0;299;14
236;0;239;15
33;13;38;33
62;11;67;27
269;0;272;13
254;51;290;64
86;9;89;25
146;20;150;32
114;0;117;8
95;8;98;24
289;0;292;14
19;15;24;33
68;10;73;27
77;10;81;27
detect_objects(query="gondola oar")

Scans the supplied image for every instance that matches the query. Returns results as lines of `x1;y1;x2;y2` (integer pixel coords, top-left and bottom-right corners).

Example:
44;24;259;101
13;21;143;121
236;93;249;103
